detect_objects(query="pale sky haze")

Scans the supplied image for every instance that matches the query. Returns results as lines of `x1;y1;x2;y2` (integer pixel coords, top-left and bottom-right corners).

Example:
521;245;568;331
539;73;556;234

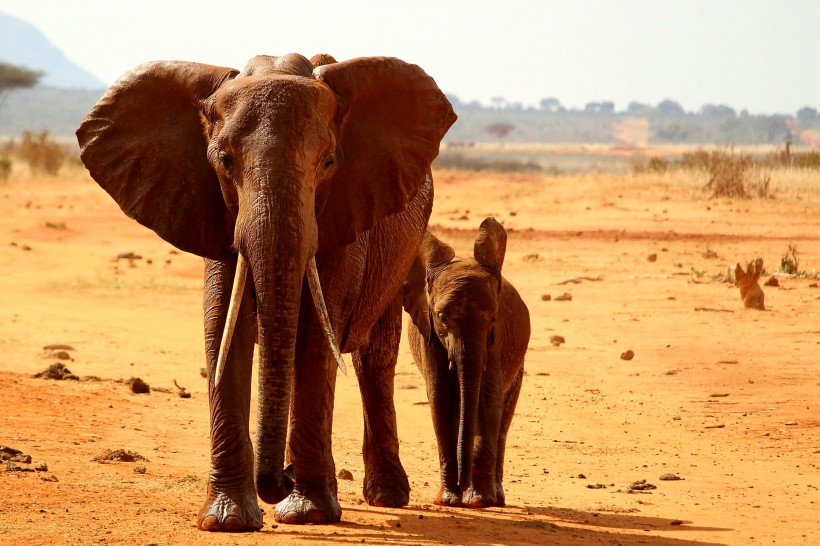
1;0;817;115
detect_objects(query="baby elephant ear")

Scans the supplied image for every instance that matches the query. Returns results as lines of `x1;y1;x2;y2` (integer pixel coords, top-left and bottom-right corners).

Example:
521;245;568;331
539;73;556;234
402;253;431;340
421;231;455;278
76;61;239;260
474;217;507;273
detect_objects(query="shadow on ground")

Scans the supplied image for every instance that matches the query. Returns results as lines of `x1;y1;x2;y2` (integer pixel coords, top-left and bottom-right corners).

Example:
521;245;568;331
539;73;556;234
254;503;730;546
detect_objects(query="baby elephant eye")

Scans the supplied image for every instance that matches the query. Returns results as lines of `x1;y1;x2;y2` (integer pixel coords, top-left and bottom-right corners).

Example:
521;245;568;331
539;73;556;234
323;153;335;169
436;311;447;326
218;151;233;172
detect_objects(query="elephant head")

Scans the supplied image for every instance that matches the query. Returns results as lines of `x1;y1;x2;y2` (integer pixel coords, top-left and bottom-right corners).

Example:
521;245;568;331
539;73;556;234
403;217;507;493
77;53;456;502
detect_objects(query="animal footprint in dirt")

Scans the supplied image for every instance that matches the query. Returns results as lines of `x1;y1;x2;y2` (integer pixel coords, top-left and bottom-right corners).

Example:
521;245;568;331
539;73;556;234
735;258;765;310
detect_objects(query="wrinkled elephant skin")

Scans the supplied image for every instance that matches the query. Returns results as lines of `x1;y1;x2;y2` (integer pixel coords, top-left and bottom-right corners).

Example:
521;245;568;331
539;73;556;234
403;217;531;508
76;53;456;531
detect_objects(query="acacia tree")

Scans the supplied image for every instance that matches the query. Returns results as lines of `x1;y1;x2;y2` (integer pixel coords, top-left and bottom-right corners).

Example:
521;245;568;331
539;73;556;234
0;62;42;110
485;122;515;144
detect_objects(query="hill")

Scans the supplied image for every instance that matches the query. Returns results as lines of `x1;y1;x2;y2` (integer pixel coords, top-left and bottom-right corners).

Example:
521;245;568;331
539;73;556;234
0;11;105;89
0;87;103;139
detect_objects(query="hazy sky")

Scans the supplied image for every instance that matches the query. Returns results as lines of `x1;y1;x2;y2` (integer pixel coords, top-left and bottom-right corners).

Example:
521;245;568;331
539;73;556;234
1;0;818;114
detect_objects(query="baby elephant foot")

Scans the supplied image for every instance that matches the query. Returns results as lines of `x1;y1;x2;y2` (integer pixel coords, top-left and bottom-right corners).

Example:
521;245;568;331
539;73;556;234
463;485;500;508
274;486;342;524
197;485;263;532
434;484;463;507
363;471;410;507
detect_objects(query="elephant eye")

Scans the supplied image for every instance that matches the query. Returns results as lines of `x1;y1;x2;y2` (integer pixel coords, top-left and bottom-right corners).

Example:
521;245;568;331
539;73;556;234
323;153;335;170
218;151;233;172
436;311;447;326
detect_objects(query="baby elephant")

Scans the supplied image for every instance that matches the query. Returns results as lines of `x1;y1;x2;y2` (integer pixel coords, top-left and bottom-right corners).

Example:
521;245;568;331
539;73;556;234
403;217;530;507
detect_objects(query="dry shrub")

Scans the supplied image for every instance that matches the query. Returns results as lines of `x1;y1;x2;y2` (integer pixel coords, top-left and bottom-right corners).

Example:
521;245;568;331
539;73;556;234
14;130;68;175
0;156;10;181
433;151;542;173
703;149;753;198
635;147;780;199
780;244;799;274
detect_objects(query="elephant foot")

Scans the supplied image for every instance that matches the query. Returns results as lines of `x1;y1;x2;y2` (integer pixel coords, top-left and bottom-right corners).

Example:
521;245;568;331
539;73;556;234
495;483;506;507
434;484;463;507
363;470;410;507
274;486;342;524
463;484;501;508
197;485;263;532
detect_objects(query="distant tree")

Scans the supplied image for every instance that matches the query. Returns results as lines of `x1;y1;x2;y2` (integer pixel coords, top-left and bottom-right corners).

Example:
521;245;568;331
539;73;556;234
764;116;790;141
539;97;562;112
797;106;817;122
490;96;508;110
445;93;461;107
485;122;515;144
656;99;686;116
627;101;652;115
583;101;614;114
700;104;737;118
0;62;42;110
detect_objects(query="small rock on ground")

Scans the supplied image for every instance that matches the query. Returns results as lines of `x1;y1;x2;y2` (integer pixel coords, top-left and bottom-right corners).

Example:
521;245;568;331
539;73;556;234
620;350;635;361
629;479;657;491
93;449;149;463
34;363;79;381
337;468;354;480
127;377;150;394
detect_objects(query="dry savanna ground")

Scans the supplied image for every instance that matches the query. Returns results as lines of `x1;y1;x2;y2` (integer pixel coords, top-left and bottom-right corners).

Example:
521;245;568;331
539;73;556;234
1;150;819;546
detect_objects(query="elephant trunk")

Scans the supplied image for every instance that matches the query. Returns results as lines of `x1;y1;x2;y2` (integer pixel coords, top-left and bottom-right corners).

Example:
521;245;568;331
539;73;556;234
244;173;317;505
454;339;483;491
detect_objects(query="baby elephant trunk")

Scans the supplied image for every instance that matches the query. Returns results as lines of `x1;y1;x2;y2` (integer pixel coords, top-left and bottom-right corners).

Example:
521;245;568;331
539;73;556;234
454;339;483;491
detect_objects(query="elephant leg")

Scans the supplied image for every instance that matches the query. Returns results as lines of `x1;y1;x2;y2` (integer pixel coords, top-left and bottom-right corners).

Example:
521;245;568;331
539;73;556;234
353;295;410;508
197;258;261;532
464;359;503;508
273;286;341;525
493;368;524;507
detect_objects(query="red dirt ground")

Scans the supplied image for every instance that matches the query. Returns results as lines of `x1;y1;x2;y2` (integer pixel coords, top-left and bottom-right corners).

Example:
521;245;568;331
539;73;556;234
1;166;819;545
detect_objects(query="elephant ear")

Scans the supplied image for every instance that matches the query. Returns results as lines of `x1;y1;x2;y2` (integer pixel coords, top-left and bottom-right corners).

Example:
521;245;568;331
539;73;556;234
76;61;239;260
402;252;430;340
474;217;507;278
403;231;454;340
422;231;456;294
314;57;457;249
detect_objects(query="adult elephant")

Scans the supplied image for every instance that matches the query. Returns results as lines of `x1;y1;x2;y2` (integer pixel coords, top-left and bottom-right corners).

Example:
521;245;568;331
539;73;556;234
76;53;456;531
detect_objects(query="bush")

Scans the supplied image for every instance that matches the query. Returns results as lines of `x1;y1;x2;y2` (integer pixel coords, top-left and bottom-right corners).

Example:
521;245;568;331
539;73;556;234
703;150;753;198
635;146;790;199
17;130;68;175
433;151;542;173
0;155;10;181
765;141;820;169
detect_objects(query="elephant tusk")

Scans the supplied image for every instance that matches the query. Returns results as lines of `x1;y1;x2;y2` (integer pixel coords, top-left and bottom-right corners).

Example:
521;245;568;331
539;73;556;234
306;256;347;376
214;252;248;386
